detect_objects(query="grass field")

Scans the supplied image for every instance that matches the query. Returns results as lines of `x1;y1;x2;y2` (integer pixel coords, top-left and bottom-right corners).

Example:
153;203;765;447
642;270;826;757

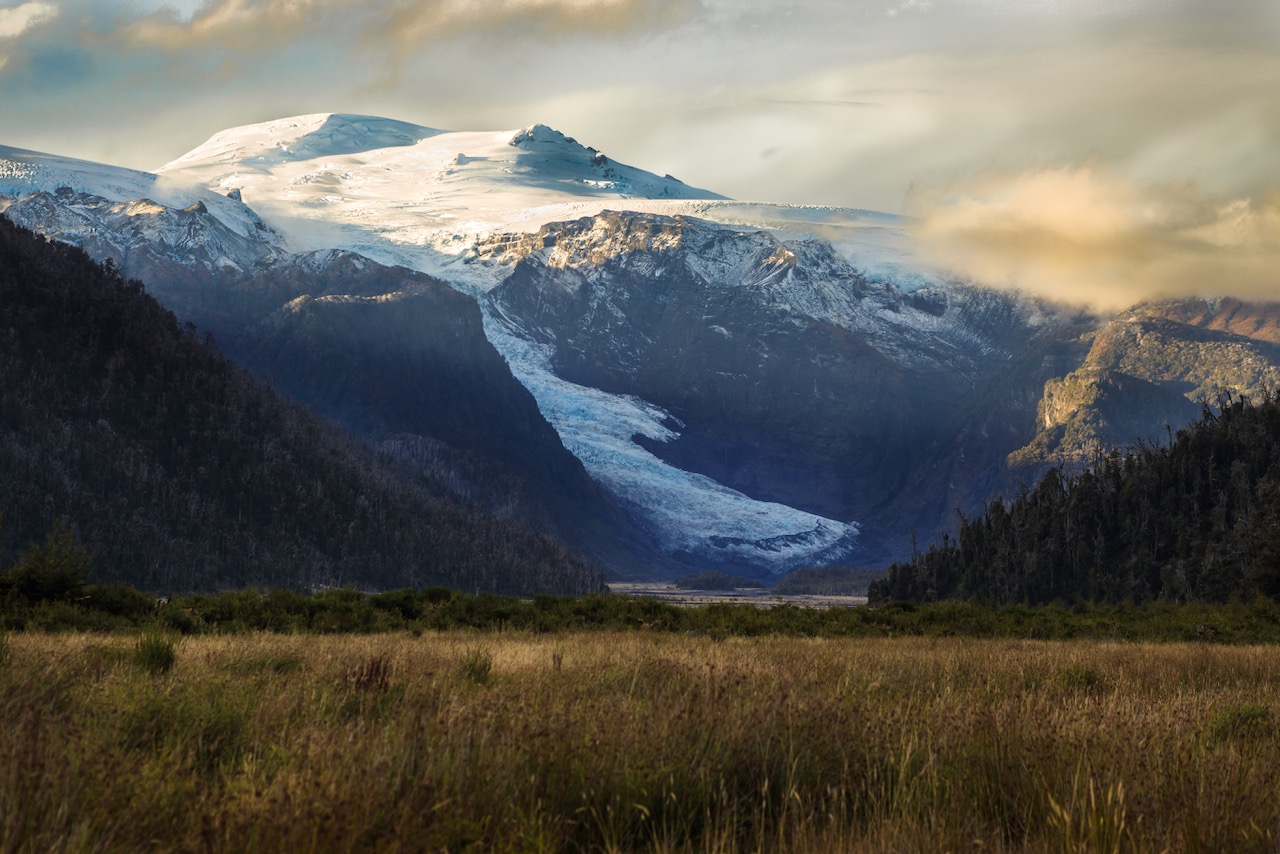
4;630;1280;852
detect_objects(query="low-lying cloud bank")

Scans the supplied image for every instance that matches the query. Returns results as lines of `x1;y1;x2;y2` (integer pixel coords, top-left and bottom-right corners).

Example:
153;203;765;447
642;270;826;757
916;167;1280;310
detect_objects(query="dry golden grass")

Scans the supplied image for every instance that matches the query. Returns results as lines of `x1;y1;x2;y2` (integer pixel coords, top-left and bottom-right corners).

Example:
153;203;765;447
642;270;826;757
2;631;1279;852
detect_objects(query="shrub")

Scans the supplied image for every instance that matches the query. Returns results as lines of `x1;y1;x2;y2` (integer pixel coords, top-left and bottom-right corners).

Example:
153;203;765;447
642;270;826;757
134;632;177;675
458;647;494;686
1209;703;1273;742
5;520;93;604
313;588;377;633
420;587;453;606
1057;663;1108;694
372;588;420;621
84;583;155;619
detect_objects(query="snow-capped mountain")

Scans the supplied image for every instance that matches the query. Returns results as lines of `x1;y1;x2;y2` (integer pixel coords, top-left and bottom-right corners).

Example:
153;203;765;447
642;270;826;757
156;113;939;287
0;116;1054;572
477;210;1087;562
156;113;914;573
9;112;1278;576
156;113;724;262
3;188;285;276
474;211;1048;376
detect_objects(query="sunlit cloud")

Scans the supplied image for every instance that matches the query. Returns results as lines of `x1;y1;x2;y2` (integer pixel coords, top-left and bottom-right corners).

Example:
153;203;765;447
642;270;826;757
0;0;58;81
0;1;56;38
117;0;699;56
916;167;1280;309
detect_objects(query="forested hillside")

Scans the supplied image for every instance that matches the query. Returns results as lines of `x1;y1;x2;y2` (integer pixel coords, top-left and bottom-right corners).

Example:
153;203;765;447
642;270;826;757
871;394;1280;604
0;217;603;595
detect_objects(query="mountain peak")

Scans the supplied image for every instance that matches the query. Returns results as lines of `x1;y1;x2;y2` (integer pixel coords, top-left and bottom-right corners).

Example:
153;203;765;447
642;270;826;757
508;124;589;151
156;112;727;256
161;113;444;171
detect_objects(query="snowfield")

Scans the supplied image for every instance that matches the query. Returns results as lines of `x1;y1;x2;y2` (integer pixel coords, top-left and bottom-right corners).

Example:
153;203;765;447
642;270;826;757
0;144;275;244
156;113;941;290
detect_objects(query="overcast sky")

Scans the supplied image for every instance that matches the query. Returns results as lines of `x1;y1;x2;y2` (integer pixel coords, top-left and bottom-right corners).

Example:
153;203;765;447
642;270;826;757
1;0;1277;305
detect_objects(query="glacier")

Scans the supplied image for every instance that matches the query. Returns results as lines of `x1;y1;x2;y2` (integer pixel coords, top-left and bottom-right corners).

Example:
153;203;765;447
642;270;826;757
482;301;860;571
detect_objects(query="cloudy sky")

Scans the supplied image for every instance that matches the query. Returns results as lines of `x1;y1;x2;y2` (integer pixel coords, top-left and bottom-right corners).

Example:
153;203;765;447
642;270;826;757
1;0;1277;305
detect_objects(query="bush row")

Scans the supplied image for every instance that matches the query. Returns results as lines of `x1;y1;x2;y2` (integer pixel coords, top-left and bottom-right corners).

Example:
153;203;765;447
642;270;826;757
6;580;1280;642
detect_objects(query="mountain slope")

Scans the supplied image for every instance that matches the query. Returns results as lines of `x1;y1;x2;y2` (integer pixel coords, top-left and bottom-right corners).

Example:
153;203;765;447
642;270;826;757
479;211;1086;564
150;114;999;572
235;267;658;571
0;144;275;244
0;215;603;594
13;123;884;576
1;145;659;576
873;394;1280;604
1011;306;1280;469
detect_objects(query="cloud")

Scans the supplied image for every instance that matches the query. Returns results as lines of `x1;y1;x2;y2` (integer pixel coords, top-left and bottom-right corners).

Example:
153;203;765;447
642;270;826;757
121;0;353;53
915;167;1280;309
0;1;56;39
116;0;699;57
0;0;58;78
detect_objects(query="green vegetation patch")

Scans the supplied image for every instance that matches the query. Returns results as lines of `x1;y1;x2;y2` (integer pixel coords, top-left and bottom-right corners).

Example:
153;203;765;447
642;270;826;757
9;581;1280;643
1056;663;1109;695
457;647;494;687
1208;703;1274;743
133;632;177;676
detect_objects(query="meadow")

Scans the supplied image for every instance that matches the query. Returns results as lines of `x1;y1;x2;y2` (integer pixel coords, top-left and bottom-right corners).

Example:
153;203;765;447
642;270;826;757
4;629;1280;852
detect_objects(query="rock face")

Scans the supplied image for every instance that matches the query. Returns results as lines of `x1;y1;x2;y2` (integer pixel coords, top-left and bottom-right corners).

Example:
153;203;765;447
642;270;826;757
1011;307;1280;470
476;211;1280;563
3;187;284;276
478;212;1090;560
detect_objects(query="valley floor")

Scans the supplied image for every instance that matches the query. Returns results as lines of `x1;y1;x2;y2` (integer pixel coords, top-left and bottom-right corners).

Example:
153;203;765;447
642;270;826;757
609;581;868;609
4;631;1280;851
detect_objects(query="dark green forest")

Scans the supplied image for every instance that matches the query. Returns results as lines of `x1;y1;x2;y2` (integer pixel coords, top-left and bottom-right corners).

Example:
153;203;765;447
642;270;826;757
872;394;1280;605
0;217;603;596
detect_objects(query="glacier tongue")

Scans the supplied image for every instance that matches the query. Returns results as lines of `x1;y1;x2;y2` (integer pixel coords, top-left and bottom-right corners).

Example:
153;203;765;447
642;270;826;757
482;303;860;573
